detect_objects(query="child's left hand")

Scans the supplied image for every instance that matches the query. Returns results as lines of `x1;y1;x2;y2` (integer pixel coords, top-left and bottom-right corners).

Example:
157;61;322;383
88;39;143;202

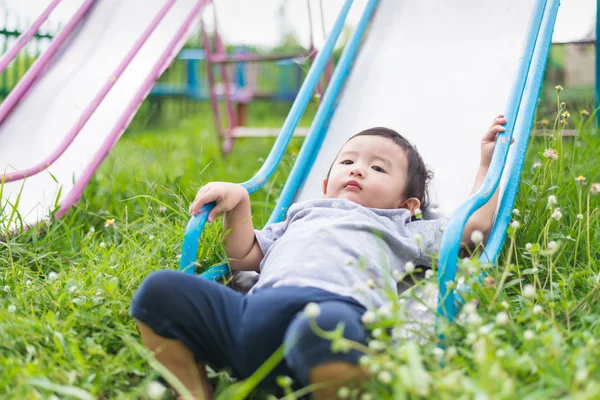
480;114;509;168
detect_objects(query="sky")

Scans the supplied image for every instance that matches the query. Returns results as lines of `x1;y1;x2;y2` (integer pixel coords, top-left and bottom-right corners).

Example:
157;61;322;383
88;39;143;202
1;0;596;48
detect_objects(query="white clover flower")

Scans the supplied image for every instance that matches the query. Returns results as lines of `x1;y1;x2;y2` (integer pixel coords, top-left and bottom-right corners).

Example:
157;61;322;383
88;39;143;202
8;304;16;313
68;286;77;293
577;214;584;220
377;370;392;384
532;160;542;170
496;312;509;325
478;324;493;335
470;230;484;245
533;304;543;314
48;272;58;282
425;269;434;279
467;312;483;326
146;381;167;400
511;220;520;229
158;205;167;213
463;302;476;314
368;340;386;351
532;266;539;274
466;332;477;343
414;233;424;246
523;284;536;298
591;183;600;195
337;387;350;399
543;148;559;161
405;261;415;273
414;208;423;219
304;302;321;319
501;301;510;310
392;270;404;282
547;241;558;252
359;355;371;367
25;280;32;286
575;368;589;382
361;311;376;325
447;346;457;357
148;235;155;241
366;279;375;288
99;242;107;249
372;328;384;338
526;243;533;251
432;347;445;358
551;208;562;221
524;330;535;340
369;363;381;374
547;195;557;205
512;209;521;216
3;285;9;293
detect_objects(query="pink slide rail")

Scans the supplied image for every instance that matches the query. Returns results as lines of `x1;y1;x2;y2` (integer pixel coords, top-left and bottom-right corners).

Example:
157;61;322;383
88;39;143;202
1;0;178;182
55;0;210;219
0;0;96;126
0;0;63;73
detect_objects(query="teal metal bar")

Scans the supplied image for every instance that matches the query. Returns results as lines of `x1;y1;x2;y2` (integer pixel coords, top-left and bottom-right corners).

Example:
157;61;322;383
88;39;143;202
437;0;549;322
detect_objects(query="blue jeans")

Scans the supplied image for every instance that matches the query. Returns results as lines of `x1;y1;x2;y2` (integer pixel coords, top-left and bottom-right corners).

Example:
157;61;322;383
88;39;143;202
130;270;367;389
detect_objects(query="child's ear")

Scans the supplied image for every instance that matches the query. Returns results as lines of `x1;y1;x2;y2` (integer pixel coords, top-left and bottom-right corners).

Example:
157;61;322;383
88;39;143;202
322;179;329;195
400;197;421;215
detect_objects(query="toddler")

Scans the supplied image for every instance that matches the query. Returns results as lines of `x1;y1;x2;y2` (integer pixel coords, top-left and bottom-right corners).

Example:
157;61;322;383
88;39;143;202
130;115;507;399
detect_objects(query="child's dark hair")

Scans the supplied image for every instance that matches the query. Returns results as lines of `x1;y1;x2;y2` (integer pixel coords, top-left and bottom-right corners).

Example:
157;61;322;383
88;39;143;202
329;127;433;208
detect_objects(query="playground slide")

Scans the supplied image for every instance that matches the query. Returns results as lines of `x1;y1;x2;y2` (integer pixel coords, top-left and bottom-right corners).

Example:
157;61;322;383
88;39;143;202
297;0;537;217
0;0;206;231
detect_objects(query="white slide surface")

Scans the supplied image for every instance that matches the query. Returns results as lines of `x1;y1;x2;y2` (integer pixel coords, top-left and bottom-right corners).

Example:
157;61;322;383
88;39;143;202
297;0;538;216
0;0;202;230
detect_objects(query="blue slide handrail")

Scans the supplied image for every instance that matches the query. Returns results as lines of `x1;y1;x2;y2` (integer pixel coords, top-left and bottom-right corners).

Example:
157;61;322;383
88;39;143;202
269;0;380;224
437;0;560;322
179;0;356;274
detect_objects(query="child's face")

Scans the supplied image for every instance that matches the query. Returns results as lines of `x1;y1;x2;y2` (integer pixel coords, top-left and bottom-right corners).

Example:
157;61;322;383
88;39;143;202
323;135;419;211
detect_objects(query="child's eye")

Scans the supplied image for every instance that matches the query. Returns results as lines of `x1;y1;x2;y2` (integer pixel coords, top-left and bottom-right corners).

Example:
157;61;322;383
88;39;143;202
341;160;354;165
372;166;385;173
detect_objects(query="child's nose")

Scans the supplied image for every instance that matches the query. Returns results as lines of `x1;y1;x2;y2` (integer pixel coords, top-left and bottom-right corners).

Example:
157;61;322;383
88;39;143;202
350;166;364;177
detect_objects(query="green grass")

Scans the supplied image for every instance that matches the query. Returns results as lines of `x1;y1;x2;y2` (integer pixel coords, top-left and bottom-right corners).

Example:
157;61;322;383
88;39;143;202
1;93;599;399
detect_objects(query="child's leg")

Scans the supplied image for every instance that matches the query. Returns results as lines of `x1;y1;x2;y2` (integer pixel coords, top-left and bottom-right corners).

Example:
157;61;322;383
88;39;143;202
283;300;369;399
130;270;247;399
137;321;212;400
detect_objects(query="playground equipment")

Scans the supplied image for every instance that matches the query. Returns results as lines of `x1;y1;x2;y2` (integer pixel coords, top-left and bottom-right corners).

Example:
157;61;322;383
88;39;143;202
150;48;305;102
0;0;210;232
180;0;581;326
198;0;332;154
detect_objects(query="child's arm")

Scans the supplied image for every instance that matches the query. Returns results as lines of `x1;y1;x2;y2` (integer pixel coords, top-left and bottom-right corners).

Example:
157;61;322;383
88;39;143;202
462;115;508;246
190;182;263;272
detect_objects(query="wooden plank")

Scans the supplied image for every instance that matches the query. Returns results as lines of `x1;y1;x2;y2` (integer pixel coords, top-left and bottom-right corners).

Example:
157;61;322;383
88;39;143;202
532;129;577;137
232;127;310;137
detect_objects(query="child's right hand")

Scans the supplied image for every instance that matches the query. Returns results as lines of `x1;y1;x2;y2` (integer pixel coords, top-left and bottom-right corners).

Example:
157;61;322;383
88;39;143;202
189;182;249;223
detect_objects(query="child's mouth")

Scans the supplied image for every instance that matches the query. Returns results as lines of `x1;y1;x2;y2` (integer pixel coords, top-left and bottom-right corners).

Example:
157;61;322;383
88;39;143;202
344;180;362;190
